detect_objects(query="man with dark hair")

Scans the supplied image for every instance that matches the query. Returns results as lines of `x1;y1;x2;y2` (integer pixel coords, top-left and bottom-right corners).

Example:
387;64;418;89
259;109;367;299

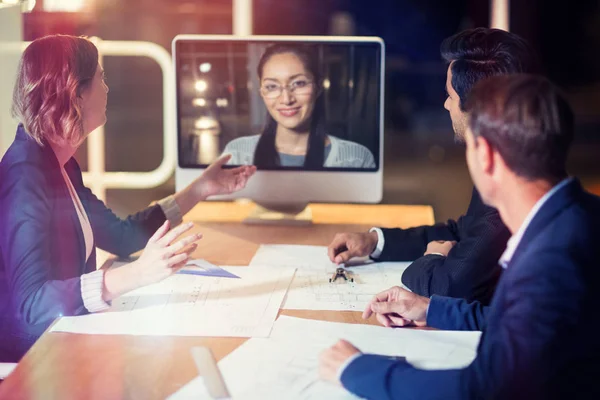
320;74;600;399
328;28;538;304
440;27;538;140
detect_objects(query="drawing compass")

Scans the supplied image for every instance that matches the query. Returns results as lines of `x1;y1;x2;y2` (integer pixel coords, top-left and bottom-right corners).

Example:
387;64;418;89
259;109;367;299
329;266;354;283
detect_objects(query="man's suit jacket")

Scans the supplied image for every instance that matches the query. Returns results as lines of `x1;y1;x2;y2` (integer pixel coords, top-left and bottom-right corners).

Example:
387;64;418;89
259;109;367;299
378;188;510;304
0;126;167;361
342;179;600;400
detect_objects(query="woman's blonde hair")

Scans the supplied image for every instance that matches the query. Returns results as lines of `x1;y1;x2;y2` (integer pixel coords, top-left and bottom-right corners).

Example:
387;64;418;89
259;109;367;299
11;34;98;146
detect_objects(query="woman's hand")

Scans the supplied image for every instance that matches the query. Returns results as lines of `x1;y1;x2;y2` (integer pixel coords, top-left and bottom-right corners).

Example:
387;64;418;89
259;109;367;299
103;221;202;300
193;154;257;200
172;154;257;216
134;221;202;287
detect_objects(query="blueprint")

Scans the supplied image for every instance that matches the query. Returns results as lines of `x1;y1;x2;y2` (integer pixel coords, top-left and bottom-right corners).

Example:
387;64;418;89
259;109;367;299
169;316;481;400
249;245;411;311
50;266;295;338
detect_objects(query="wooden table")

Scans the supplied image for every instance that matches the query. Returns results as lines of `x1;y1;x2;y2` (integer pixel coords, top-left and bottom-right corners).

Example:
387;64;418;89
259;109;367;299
0;202;433;400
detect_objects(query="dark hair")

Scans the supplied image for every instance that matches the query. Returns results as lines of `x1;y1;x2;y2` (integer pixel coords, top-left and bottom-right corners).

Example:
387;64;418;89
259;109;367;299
467;74;574;181
441;28;539;111
253;44;326;168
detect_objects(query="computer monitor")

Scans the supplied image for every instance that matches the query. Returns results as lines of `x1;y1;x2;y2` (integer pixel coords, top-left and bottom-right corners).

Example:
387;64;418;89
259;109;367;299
173;35;384;219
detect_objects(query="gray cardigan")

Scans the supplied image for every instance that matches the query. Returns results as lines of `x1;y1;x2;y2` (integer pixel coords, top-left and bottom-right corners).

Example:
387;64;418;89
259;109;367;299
222;135;376;168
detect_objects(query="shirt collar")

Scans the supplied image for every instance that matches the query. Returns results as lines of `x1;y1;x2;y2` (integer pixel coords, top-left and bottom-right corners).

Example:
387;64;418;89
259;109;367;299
499;178;573;269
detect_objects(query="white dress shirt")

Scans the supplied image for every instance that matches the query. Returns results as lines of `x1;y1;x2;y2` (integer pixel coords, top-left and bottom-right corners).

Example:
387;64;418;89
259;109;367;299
369;227;385;258
498;178;572;269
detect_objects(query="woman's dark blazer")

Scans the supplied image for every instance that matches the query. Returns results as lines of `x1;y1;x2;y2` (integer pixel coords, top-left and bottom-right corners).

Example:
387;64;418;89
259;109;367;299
0;125;167;361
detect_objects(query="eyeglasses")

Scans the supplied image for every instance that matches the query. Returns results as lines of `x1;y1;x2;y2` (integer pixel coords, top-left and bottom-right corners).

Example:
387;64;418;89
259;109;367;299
260;79;314;99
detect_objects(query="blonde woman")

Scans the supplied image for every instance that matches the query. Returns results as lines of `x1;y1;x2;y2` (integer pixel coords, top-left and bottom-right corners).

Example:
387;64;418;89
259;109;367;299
0;35;255;361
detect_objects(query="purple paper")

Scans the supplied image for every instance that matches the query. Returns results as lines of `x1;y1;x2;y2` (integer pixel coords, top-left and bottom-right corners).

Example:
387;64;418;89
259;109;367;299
177;259;241;279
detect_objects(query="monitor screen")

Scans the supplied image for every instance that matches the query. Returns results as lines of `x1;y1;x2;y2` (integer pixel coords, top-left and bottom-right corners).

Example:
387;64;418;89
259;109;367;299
175;37;382;172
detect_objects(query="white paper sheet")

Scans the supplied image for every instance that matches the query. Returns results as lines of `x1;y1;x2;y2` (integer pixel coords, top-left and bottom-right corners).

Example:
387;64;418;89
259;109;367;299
0;363;17;380
50;266;295;338
249;245;411;311
169;316;481;400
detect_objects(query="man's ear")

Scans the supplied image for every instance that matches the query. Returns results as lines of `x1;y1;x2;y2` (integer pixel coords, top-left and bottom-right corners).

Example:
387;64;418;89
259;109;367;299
475;136;495;175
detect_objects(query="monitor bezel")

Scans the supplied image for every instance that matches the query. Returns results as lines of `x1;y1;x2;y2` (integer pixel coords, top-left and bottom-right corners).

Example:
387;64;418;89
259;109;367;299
173;34;385;204
174;35;384;173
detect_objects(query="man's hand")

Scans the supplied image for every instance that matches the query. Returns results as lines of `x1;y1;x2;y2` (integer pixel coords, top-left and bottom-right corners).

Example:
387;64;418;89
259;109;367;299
327;232;378;264
424;240;457;257
319;340;361;385
363;286;430;327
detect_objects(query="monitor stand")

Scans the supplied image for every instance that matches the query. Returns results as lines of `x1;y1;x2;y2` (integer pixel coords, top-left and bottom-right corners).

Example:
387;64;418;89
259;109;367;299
243;201;312;226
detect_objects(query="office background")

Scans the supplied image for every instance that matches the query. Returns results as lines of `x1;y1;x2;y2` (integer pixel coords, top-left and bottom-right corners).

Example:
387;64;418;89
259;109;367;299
6;0;600;221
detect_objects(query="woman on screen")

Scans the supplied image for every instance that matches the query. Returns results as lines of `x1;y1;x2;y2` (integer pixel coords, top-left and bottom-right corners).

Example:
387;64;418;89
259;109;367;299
0;35;255;362
223;44;376;168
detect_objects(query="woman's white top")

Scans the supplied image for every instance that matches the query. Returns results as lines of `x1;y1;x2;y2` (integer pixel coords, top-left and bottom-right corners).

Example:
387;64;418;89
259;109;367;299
61;167;109;313
61;167;94;263
222;134;376;168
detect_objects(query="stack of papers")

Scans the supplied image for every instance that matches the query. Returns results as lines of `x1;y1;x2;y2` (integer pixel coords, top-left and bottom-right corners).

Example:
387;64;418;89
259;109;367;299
53;245;483;399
